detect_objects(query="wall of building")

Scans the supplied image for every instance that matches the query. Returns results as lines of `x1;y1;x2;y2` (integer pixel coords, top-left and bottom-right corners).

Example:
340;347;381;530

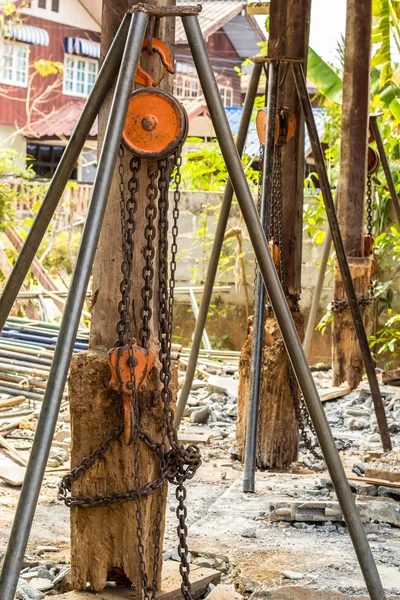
170;191;398;365
24;0;100;32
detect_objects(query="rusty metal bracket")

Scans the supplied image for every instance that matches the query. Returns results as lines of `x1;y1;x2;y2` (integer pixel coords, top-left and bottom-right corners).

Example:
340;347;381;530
129;2;202;17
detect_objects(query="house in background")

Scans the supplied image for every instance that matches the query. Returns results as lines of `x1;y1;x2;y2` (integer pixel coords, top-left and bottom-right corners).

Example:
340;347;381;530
0;0;100;182
0;1;266;183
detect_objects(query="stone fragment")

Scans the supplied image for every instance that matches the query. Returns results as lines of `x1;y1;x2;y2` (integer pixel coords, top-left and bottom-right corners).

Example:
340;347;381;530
207;584;243;600
36;567;54;581
29;578;54;592
34;546;60;554
190;406;210;424
171;546;192;563
280;570;304;580
348;418;369;430
52;567;71;587
53;429;71;443
240;528;257;539
15;579;44;600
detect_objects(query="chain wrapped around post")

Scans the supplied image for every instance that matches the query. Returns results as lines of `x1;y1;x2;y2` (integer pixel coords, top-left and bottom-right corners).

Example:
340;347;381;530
58;77;200;600
267;125;319;458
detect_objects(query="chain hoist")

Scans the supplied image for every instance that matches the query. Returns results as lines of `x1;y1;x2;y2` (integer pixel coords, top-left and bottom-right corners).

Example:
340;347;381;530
58;36;201;600
256;105;319;460
331;141;380;314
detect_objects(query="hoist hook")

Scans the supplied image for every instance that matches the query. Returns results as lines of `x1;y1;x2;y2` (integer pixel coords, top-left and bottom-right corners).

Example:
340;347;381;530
135;38;175;88
108;342;155;445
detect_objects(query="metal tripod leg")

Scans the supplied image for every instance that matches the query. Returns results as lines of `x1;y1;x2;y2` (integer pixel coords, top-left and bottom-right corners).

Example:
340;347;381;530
243;60;280;493
292;63;392;454
183;17;385;599
173;62;262;428
370;114;400;226
0;12;149;600
303;210;334;359
0;14;133;333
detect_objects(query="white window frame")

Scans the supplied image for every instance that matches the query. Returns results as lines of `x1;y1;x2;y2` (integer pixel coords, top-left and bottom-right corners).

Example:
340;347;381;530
219;85;233;107
174;73;201;100
0;41;29;88
63;54;98;98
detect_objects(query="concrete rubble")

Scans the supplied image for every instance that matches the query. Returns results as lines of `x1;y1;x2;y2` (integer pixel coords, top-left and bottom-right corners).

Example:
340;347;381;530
1;356;400;597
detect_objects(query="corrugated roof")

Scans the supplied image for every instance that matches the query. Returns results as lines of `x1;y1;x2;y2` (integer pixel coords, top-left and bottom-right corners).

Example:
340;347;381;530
176;1;253;43
225;106;326;156
27;101;97;139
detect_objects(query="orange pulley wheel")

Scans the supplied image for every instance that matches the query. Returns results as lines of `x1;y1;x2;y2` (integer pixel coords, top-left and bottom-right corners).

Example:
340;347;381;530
367;146;380;175
122;88;188;160
364;234;375;257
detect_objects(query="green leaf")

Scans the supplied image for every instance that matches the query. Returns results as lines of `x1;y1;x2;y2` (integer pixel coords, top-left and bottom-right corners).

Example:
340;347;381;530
307;48;343;104
390;97;400;121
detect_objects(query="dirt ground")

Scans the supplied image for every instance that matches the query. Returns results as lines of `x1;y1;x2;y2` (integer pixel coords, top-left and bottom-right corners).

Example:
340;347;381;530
1;420;400;598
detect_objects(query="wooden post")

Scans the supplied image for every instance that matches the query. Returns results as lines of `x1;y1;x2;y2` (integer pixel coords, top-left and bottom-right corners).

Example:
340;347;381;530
332;0;372;388
236;0;311;470
69;0;175;593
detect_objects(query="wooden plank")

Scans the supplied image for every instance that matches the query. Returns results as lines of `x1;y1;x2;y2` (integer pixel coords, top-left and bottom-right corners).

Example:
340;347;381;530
0;395;26;409
0;434;29;466
347;475;400;489
49;563;221;600
319;386;351;402
5;227;64;312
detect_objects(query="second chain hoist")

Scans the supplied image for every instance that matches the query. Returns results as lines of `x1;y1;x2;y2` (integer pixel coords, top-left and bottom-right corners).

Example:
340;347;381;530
256;105;321;460
58;36;201;600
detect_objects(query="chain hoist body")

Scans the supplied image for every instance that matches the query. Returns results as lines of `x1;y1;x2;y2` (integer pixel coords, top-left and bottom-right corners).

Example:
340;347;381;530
59;35;200;600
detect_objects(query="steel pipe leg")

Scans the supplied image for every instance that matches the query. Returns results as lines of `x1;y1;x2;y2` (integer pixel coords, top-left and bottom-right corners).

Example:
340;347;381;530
370;114;400;226
303;218;333;359
0;14;133;333
184;17;385;599
243;60;280;493
292;63;392;454
0;13;149;600
173;62;262;428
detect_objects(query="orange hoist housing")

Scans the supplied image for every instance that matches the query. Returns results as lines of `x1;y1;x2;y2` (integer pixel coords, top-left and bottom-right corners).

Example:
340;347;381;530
108;342;155;445
256;106;296;146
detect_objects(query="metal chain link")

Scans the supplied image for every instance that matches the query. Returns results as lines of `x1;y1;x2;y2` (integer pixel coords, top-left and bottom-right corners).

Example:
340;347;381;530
58;147;201;600
139;163;159;348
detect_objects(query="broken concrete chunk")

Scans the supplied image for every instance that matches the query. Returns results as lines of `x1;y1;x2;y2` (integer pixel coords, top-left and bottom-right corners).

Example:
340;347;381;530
280;570;304;580
207;375;238;398
240;528;257;539
29;578;54;592
207;583;243;600
190;406;210;424
171;546;192;563
15;578;44;600
34;546;60;554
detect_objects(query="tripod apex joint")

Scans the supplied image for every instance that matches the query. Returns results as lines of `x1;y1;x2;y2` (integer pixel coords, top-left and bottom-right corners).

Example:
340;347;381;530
128;3;202;17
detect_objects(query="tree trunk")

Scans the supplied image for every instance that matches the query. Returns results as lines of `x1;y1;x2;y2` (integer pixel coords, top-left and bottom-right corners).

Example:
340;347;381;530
237;0;310;470
69;0;175;593
333;0;372;388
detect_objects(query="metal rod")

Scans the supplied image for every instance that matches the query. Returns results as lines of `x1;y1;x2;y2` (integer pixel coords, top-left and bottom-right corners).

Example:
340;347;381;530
173;61;263;428
292;62;392;454
243;60;280;493
0;14;133;333
188;288;212;351
184;19;385;598
0;13;149;600
303;219;334;359
370;114;400;226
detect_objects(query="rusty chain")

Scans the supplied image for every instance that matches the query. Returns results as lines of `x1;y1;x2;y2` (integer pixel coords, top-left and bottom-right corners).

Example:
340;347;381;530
58;146;201;600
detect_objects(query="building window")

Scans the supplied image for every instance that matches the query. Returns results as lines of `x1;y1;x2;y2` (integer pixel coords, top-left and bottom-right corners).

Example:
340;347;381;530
38;0;46;7
63;54;98;98
52;0;59;12
176;76;183;96
174;74;200;100
27;143;77;179
0;42;29;88
184;79;191;98
219;86;233;107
